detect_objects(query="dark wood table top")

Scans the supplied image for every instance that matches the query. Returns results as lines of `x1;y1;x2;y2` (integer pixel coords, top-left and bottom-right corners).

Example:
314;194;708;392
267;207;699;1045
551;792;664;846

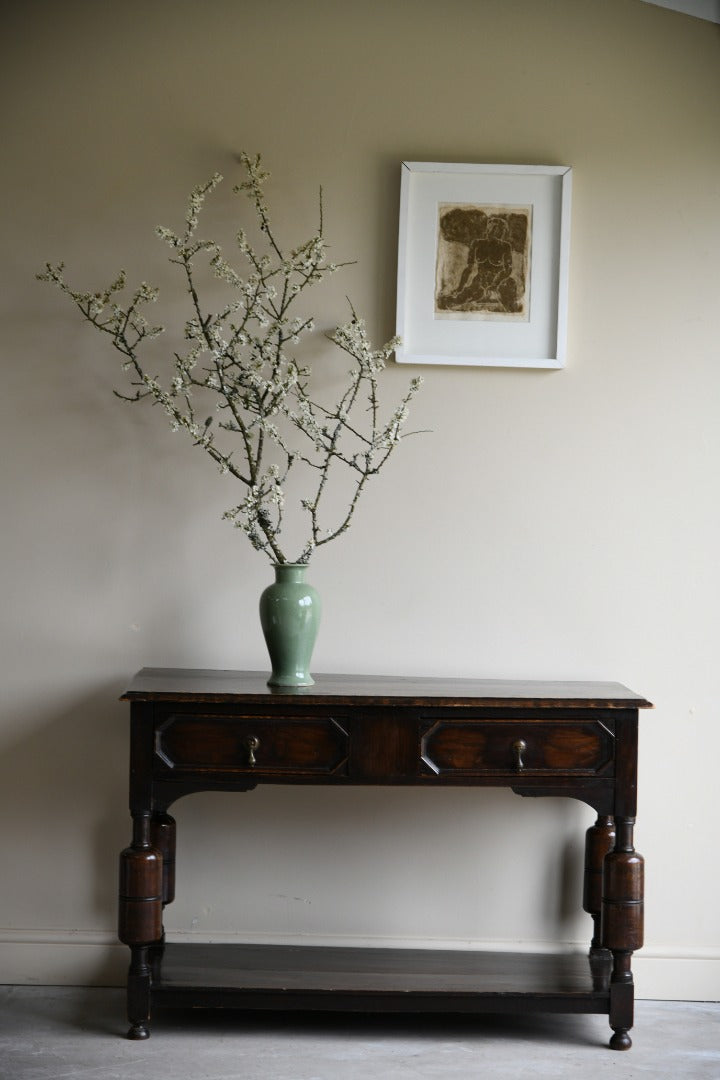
122;668;652;710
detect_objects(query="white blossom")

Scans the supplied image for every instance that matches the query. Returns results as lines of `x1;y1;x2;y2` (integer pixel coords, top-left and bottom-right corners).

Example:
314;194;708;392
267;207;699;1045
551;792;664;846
38;153;424;564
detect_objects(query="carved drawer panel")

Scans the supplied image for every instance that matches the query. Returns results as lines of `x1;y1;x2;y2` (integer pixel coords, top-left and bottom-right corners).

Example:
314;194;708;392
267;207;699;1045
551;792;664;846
154;713;349;777
420;720;614;778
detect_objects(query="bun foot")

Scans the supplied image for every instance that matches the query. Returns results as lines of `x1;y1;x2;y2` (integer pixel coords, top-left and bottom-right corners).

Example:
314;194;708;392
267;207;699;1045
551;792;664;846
127;1022;150;1040
609;1028;632;1051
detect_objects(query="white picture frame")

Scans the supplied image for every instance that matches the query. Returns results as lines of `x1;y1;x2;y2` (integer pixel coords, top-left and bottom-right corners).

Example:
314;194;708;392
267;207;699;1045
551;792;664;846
395;162;572;368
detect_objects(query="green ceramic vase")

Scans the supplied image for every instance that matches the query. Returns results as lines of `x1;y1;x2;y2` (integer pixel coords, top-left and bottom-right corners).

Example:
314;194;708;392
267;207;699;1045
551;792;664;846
259;563;321;687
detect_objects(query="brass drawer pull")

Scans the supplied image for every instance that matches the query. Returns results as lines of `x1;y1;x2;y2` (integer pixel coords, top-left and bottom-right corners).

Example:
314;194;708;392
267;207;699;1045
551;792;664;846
245;735;260;767
512;739;527;772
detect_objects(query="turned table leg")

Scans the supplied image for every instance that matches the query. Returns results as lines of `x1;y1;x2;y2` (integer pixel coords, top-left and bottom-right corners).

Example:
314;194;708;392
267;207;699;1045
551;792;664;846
150;812;176;908
148;813;176;971
118;811;163;1040
583;814;615;955
601;817;644;1051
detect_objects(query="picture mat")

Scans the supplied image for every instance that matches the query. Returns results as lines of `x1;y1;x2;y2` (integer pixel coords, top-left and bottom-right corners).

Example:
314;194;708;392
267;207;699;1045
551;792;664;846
397;165;569;367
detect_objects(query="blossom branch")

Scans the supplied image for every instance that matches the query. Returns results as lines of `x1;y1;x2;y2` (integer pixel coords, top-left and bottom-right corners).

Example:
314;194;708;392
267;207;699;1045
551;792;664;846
38;155;423;564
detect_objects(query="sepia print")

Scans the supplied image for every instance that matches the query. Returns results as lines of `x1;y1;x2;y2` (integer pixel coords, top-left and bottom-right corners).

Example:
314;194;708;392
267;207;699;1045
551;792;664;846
435;202;532;321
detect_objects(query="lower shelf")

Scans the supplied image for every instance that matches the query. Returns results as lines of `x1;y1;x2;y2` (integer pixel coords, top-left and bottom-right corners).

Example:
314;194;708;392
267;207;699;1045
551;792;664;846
150;942;612;1016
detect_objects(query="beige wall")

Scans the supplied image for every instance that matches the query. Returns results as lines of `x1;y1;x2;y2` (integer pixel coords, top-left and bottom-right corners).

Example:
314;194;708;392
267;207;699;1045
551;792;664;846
1;0;718;999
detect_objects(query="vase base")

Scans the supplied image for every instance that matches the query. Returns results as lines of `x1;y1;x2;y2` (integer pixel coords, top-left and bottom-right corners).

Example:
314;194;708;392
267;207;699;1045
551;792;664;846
267;673;315;688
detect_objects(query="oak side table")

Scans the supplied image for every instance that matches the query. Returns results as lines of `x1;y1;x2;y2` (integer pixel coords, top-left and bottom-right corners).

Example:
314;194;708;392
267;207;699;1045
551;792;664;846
118;669;651;1050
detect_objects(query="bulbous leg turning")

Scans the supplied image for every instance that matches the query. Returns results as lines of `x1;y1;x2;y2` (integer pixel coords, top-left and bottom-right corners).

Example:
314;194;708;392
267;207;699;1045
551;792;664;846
127;1021;150;1040
610;1028;632;1051
601;818;644;1052
119;813;164;1041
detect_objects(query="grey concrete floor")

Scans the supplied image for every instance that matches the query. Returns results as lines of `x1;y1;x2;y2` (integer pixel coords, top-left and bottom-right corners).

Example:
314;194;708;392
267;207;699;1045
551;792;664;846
0;987;718;1080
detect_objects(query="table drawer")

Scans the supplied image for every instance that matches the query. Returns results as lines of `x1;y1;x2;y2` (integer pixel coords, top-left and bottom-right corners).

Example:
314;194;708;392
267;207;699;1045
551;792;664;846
154;713;349;777
420;719;614;777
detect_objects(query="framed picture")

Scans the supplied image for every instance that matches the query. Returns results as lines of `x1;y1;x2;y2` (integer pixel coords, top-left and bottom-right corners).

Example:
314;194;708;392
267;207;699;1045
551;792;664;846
395;162;572;368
